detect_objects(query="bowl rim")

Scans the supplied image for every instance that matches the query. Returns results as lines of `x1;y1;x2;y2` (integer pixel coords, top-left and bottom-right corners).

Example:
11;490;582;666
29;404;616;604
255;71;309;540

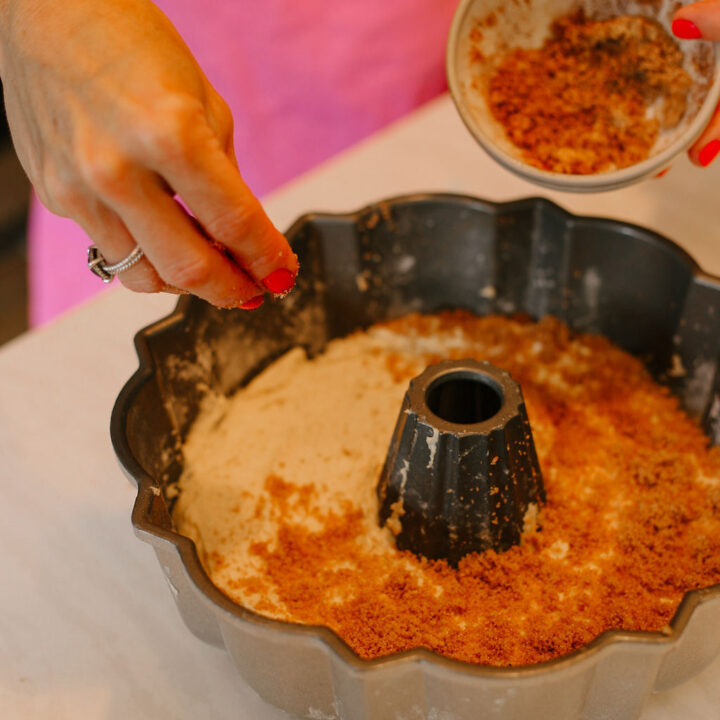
446;0;720;192
112;192;720;679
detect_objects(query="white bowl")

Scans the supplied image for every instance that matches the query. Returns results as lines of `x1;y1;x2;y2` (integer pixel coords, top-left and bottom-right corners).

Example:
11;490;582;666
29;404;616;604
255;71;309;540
447;0;720;192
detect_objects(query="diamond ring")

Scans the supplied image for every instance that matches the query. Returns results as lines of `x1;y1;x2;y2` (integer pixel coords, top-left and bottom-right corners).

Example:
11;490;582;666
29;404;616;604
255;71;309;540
87;245;144;283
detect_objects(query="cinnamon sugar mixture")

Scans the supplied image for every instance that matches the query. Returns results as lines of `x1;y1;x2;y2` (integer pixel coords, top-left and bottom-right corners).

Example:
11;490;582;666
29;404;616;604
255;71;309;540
484;13;692;174
174;313;720;666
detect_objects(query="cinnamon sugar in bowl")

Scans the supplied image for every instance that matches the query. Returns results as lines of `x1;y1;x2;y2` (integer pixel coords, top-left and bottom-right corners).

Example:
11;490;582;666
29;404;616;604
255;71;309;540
447;0;720;192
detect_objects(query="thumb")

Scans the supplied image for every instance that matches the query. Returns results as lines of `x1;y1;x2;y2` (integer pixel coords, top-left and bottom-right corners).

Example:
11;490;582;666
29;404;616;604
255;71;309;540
673;0;720;40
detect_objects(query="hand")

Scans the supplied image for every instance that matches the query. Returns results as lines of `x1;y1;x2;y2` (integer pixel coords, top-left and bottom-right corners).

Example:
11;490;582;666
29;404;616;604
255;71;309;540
673;0;720;167
0;0;298;309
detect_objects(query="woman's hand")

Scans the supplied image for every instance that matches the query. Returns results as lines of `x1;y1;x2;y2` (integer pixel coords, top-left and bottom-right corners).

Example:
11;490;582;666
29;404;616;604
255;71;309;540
673;0;720;167
0;0;298;308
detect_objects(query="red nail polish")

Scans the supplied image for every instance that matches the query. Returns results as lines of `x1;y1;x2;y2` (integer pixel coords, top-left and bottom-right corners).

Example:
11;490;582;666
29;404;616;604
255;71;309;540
262;268;296;294
239;295;264;310
699;139;720;167
672;18;702;39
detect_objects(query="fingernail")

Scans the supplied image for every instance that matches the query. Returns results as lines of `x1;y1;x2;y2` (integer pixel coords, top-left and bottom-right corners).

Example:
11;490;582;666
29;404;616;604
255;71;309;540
239;295;265;310
672;18;702;39
699;139;720;167
262;268;296;294
655;167;671;179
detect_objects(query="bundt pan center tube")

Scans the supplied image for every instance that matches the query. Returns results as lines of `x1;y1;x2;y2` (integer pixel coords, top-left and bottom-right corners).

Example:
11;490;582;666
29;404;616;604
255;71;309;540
378;359;545;564
111;194;720;720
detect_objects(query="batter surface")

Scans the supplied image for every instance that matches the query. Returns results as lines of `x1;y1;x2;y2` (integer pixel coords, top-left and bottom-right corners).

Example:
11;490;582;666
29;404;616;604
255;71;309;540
174;313;720;666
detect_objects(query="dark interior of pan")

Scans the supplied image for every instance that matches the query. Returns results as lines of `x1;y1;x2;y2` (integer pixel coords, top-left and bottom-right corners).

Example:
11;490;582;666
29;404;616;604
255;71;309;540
111;193;720;524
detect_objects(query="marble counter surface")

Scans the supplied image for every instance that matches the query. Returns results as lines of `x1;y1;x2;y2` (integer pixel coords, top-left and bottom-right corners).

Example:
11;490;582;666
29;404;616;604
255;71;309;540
2;94;719;719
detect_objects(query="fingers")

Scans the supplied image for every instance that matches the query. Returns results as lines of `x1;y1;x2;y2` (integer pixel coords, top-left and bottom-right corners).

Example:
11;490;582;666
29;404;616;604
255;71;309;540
171;149;298;291
139;101;298;293
74;201;166;293
65;121;276;308
673;0;720;40
672;2;720;166
688;101;720;166
104;173;265;307
73;185;264;306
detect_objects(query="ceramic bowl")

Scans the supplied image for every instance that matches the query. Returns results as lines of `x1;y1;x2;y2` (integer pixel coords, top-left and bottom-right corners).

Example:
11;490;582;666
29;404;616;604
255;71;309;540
446;0;720;192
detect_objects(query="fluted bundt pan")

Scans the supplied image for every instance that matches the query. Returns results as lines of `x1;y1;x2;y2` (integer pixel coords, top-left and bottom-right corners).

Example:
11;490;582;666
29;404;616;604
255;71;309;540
112;194;720;720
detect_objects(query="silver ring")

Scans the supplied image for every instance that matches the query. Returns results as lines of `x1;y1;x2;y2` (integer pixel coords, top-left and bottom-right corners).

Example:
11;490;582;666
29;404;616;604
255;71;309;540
87;245;144;283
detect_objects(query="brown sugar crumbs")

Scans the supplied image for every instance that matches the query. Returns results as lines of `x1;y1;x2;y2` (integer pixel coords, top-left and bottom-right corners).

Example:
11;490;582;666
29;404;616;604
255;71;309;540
175;312;720;667
483;13;693;174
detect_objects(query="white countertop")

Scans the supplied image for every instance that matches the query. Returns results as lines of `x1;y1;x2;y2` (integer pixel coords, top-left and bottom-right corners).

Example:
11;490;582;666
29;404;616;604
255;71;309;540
2;94;719;719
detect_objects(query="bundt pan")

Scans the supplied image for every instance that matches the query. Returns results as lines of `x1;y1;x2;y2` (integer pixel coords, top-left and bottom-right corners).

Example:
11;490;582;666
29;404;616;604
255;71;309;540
112;193;720;720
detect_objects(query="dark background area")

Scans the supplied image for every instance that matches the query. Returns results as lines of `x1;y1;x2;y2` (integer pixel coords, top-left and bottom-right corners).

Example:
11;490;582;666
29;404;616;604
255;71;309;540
0;94;31;346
